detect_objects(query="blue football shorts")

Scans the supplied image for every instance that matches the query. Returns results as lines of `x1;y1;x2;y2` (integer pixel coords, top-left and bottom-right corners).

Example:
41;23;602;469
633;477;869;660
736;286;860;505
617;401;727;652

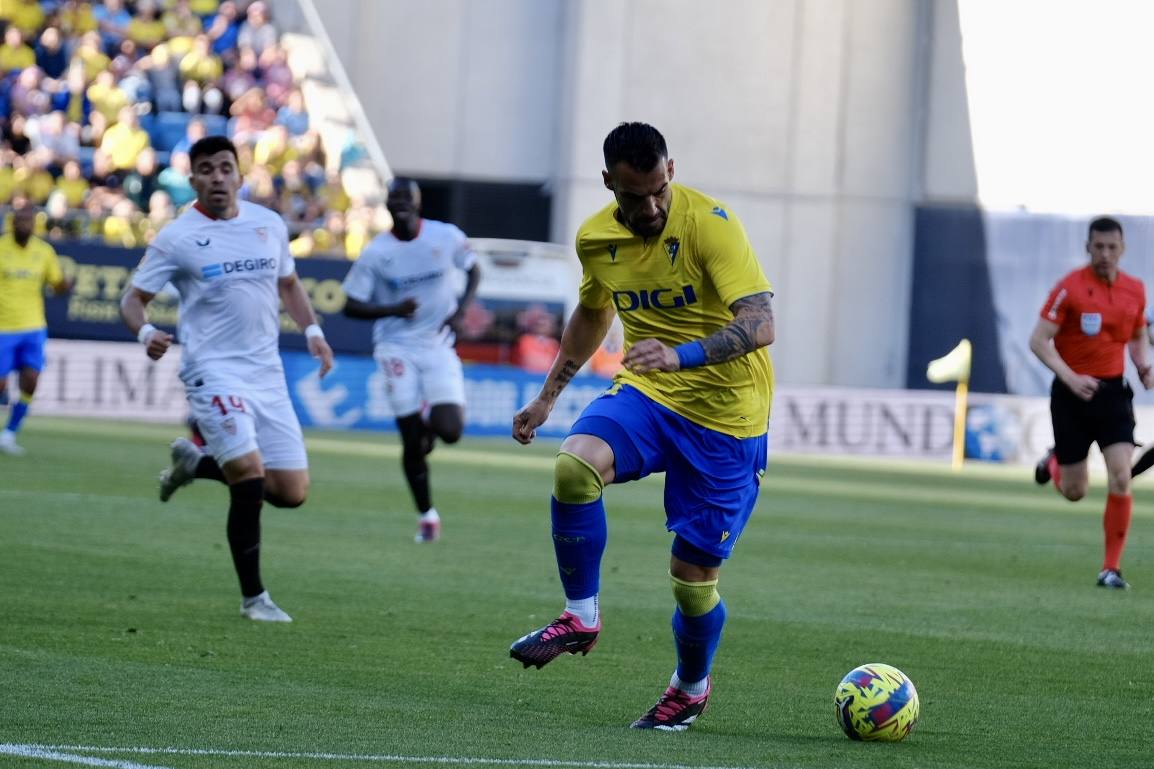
0;329;49;375
569;383;768;559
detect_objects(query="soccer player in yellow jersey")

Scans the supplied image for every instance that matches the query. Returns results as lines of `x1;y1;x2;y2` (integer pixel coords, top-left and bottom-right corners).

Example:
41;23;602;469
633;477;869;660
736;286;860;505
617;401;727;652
509;123;775;730
0;200;71;455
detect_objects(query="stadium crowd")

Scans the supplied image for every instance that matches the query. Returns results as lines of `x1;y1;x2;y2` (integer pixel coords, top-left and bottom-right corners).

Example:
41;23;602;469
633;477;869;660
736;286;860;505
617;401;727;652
0;0;381;258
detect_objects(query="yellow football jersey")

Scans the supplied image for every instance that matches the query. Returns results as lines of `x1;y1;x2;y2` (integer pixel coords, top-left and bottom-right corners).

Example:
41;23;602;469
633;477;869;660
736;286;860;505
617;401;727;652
0;233;62;332
576;183;774;438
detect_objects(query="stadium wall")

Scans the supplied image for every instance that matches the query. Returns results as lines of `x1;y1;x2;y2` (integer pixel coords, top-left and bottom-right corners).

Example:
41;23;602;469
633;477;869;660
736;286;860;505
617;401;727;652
301;0;971;391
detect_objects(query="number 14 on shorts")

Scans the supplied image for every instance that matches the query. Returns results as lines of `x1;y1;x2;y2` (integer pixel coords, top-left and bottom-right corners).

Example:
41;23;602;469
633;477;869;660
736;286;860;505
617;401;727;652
210;395;247;415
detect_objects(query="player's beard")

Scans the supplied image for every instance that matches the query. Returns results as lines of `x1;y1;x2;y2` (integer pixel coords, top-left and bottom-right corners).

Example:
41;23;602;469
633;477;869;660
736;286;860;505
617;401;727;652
630;213;666;239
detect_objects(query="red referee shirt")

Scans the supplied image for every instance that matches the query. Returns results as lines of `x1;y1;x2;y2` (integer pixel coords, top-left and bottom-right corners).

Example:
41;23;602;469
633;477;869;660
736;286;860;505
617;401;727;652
1040;265;1146;378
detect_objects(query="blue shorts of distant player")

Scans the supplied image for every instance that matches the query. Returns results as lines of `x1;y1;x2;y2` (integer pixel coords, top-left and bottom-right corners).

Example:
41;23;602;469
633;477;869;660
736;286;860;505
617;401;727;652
569;383;767;560
0;328;48;375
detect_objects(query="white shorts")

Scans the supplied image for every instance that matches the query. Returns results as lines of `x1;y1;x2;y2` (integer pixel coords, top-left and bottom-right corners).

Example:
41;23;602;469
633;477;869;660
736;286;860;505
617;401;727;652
186;371;307;469
373;343;466;417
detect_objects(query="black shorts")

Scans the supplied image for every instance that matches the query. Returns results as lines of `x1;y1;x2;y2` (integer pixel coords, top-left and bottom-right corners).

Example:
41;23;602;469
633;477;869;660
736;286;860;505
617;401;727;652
1050;376;1135;465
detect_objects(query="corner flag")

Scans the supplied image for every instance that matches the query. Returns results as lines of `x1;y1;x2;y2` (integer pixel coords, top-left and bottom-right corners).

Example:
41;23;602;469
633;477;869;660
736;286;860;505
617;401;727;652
927;339;972;470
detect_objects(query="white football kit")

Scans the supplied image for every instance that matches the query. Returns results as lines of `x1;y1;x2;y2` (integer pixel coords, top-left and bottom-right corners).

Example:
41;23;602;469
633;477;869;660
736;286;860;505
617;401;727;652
342;219;477;416
131;201;307;468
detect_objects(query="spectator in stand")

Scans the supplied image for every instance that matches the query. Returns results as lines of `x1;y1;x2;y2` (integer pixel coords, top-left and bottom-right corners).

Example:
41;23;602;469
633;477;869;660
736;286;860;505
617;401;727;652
14;152;54;204
54;0;99;38
158;150;195;207
277;158;319;226
163;0;204;41
44;189;86;239
344;204;375;259
189;0;221;21
259;43;292;106
172;116;207;158
0;26;35;75
72;30;110;82
253;123;294;175
294;129;327;182
179;33;224;113
2;114;32;156
100;106;151;172
206;1;240;63
127;1;167;51
219;43;258;103
111;38;142;72
102;195;141;247
115;45;154;106
86;69;128;123
0;150;16;204
35;27;69;80
275;88;309;137
85;108;109;148
239;162;277;209
7;0;45;38
10;67;50;117
288;230;315;258
29;110;80;173
513;304;563;374
54;158;90;209
93;0;132;55
237;1;277;58
140;41;182;112
310;210;347;257
229;86;275;144
89;148;122;189
141;189;175;239
316;170;350;215
123;146;159;211
59;63;91;127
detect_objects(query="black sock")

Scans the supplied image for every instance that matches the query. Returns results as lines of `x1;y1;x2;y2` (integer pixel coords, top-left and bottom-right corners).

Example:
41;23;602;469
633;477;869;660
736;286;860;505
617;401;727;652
227;478;265;599
196;456;227;483
1134;446;1154;478
402;449;431;512
397;414;432;512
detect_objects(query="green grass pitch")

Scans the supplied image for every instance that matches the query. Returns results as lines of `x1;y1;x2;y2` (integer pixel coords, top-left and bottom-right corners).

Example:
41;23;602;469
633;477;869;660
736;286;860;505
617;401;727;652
1;417;1151;769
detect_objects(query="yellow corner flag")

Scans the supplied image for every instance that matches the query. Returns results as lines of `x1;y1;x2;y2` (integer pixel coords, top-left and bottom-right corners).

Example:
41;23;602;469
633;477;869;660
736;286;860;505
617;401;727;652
927;339;972;470
927;339;972;384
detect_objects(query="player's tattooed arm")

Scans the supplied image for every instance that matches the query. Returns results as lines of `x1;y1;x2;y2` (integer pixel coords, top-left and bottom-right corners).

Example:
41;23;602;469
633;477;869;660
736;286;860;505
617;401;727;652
542;359;581;401
700;292;775;364
539;304;614;402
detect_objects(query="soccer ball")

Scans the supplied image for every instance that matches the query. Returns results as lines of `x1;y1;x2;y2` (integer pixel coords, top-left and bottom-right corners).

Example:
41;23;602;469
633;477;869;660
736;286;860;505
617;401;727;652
834;663;919;742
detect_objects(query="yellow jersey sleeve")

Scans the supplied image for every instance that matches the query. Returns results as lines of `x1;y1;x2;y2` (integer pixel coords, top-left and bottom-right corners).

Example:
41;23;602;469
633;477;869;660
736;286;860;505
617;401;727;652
577;263;611;310
695;205;772;306
575;203;617;310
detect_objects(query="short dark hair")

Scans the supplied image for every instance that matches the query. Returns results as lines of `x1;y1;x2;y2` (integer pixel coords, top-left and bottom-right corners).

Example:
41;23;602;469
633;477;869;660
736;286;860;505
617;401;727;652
387;176;420;195
603;122;667;172
1088;216;1123;239
189;135;239;165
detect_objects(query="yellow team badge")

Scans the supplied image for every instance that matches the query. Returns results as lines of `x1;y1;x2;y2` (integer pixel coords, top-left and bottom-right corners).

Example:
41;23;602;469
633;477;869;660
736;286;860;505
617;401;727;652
720;531;730;543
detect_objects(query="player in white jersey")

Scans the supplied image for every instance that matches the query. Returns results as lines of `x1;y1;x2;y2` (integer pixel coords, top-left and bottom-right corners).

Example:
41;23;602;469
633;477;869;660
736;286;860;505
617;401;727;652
341;177;480;543
120;136;334;623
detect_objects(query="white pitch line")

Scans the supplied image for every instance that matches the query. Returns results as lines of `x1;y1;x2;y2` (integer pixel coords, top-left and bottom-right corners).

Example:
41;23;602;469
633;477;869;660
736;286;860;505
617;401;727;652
0;744;174;769
20;744;777;769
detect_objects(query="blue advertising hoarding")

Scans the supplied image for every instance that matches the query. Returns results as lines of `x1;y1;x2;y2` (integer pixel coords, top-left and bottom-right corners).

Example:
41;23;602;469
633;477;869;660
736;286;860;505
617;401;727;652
281;352;610;438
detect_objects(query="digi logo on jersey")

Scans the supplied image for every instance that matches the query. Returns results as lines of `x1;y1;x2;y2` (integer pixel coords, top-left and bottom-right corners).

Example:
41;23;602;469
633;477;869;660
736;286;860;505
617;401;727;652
612;285;698;312
201;258;278;279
